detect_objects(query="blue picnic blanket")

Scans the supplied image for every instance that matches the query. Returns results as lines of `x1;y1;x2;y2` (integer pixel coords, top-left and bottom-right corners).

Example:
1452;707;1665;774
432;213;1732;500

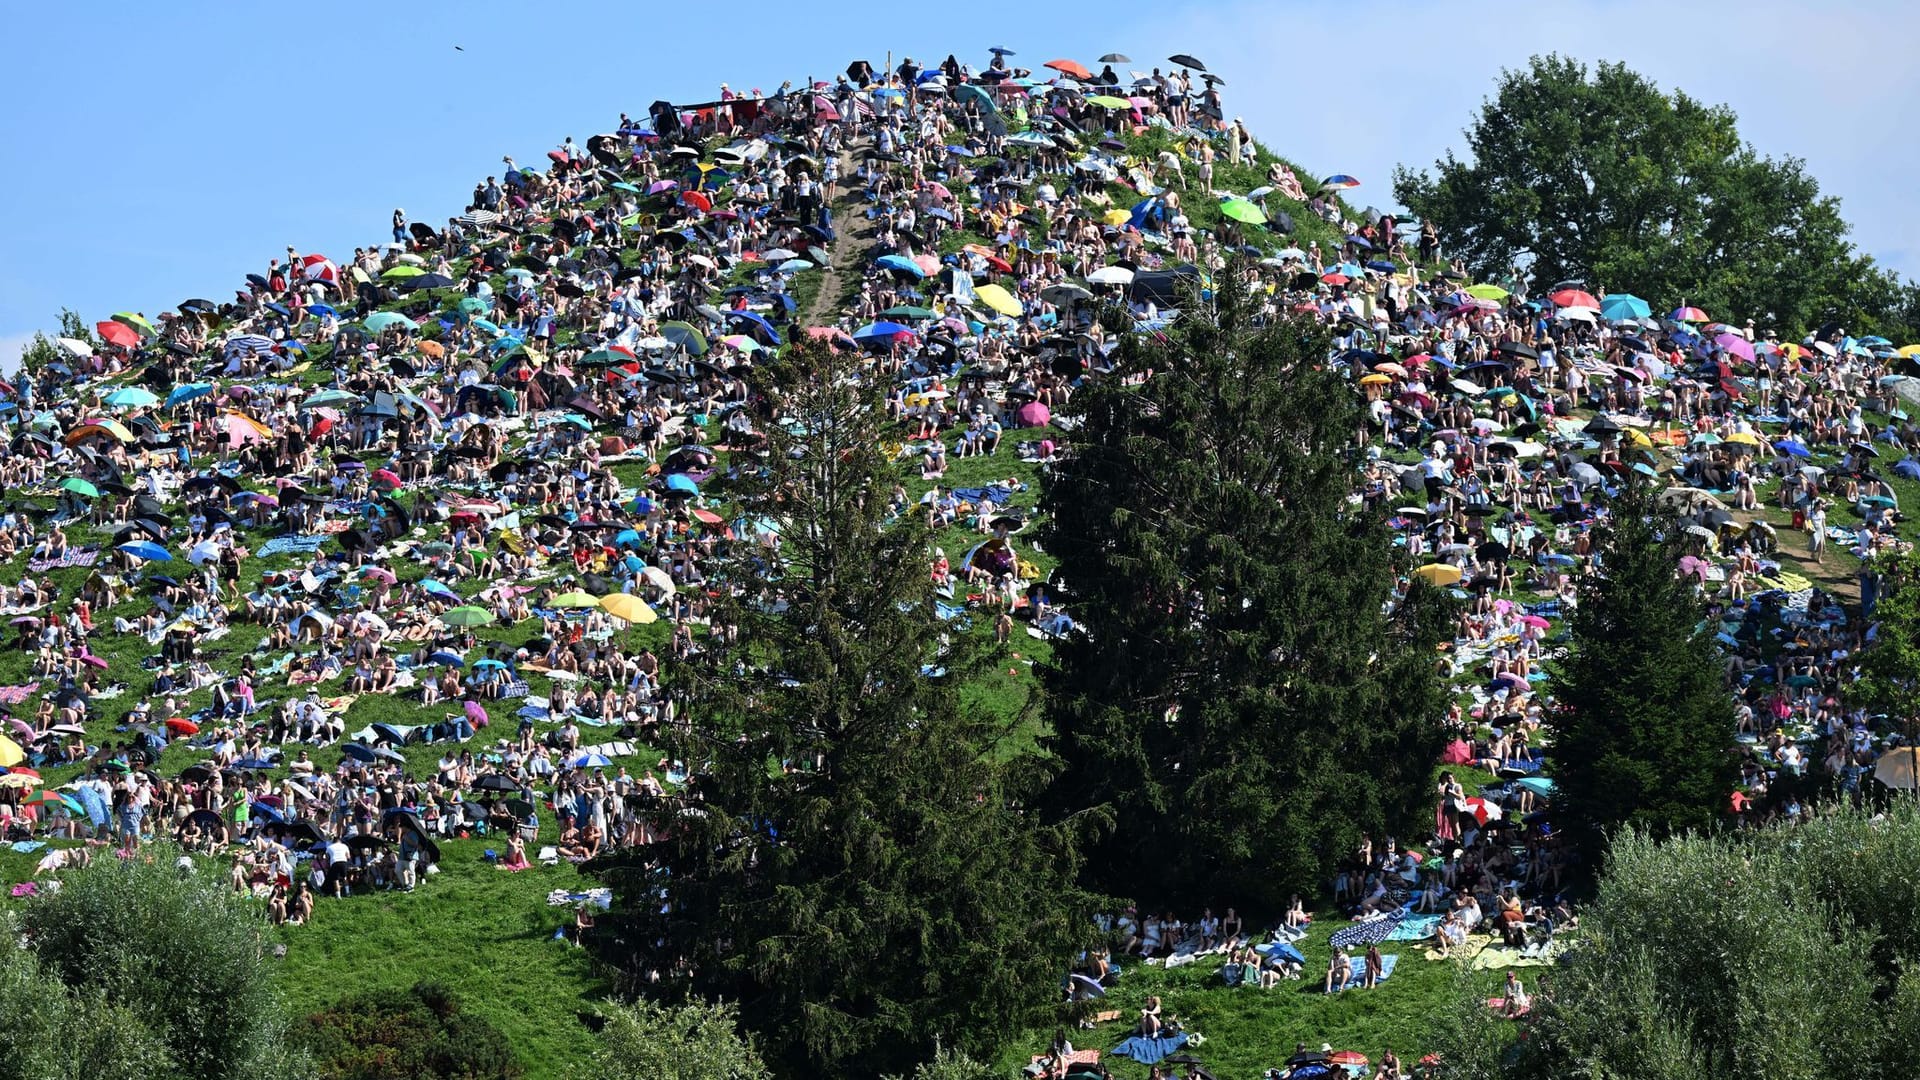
951;484;1015;505
1111;1033;1189;1065
259;534;328;557
1329;912;1406;949
1386;914;1443;941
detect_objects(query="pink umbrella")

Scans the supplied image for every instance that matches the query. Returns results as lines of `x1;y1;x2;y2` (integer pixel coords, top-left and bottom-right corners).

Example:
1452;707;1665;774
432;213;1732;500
371;469;403;490
1678;555;1710;581
923;181;953;202
1494;671;1528;690
361;567;397;584
79;655;108;670
1441;739;1473;765
226;385;253;399
1713;333;1756;363
1517;614;1550;630
7;718;34;740
1015;401;1051;427
464;700;491;728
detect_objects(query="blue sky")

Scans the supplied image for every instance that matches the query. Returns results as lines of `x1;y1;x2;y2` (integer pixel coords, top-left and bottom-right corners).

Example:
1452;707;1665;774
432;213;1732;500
3;0;1915;363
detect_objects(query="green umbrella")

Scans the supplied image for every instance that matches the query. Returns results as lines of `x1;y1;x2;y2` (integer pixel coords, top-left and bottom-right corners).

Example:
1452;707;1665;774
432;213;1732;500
102;387;159;408
1086;95;1131;109
303;389;362;408
580;349;631;366
1219;198;1268;226
440;606;494;628
552;591;600;608
457;296;489;316
111;311;157;338
882;305;938;320
363;312;418;334
59;478;100;499
381;265;426;280
612;181;641;193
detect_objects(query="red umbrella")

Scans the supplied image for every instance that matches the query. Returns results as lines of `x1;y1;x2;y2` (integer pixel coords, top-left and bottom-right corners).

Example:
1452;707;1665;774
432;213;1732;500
1044;58;1093;80
1549;288;1599;309
95;321;139;348
691;509;724;525
372;469;403;490
681;191;712;213
1458;796;1503;825
1441;739;1472;765
1320;273;1350;286
1329;1051;1369;1067
165;717;199;737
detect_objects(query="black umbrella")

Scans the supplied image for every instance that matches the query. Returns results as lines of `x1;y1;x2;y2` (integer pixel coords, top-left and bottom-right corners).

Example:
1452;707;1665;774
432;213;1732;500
1099;53;1131;62
405;273;456;291
473;774;518;793
1497;341;1541;361
1168;53;1207;70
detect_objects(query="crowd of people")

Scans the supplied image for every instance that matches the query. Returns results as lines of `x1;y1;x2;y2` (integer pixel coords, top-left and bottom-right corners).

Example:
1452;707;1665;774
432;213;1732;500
1;37;1916;1079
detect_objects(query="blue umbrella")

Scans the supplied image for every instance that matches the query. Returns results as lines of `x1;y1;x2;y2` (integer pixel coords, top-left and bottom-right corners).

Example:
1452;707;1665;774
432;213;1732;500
1773;439;1812;458
1515;776;1556;797
853;321;913;341
727;310;783;346
250;801;286;824
567;752;614;769
341;742;376;763
1599;293;1652;321
875;254;925;278
166;383;217;407
427;651;465;667
116;541;171;562
665;473;700;494
474;659;507;670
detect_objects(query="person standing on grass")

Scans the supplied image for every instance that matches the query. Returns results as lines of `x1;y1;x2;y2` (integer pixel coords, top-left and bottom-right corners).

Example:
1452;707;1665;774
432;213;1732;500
1808;499;1827;563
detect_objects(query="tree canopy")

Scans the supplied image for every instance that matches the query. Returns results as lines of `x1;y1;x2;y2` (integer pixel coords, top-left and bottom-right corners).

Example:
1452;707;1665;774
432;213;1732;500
1547;485;1737;865
1039;277;1451;907
1434;803;1920;1079
1394;55;1915;339
588;341;1096;1078
581;999;771;1080
8;847;301;1080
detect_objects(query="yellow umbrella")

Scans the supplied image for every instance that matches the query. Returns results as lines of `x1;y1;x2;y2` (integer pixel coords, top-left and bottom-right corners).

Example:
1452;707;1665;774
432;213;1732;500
1102;209;1131;227
1622;428;1653;450
600;593;658;625
973;283;1024;318
1900;344;1920;358
0;736;23;769
1875;747;1920;791
1358;373;1392;386
1724;432;1761;446
1413;563;1463;587
1464;283;1509;301
0;773;35;789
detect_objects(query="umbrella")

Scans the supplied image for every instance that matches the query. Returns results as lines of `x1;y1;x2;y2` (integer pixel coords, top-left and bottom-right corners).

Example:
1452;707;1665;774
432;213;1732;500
1875;747;1920;790
1670;305;1710;323
103;387;158;408
1219;198;1267;225
600;593;657;624
1599;293;1651;321
1167;53;1207;70
1044;58;1093;80
440;606;494;628
567;752;614;769
973;283;1023;318
552;591;600;608
116;540;171;562
58;477;100;499
1413;563;1463;587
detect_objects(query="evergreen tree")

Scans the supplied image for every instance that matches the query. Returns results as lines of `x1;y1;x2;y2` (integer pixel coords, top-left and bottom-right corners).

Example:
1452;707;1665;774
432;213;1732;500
1548;483;1736;863
1849;547;1920;737
588;340;1096;1078
1038;276;1451;907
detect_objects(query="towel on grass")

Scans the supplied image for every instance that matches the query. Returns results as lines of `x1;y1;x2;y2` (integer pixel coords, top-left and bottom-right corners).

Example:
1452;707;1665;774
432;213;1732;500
1487;996;1531;1016
1387;914;1444;941
28;548;98;572
1329;910;1407;949
1110;1033;1188;1065
1323;953;1398;991
1471;942;1566;970
258;535;328;558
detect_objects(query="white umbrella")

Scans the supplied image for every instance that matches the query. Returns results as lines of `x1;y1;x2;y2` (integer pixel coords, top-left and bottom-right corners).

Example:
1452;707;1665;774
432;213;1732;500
1087;265;1134;286
641;566;677;595
56;337;93;358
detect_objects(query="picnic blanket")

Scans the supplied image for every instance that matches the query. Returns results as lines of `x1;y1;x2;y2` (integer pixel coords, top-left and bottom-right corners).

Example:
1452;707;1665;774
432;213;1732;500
258;535;328;557
1323;953;1398;991
0;684;40;705
1329;911;1407;949
1110;1033;1188;1065
28;548;98;572
1471;940;1569;969
1386;914;1444;941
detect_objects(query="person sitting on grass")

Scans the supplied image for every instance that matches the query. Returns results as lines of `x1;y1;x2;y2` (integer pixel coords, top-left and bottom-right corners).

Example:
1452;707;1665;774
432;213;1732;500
1326;945;1353;993
1364;943;1385;988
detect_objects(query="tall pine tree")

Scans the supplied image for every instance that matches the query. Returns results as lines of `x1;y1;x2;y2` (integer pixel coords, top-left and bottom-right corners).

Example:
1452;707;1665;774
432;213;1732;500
1038;277;1450;907
1549;483;1736;864
588;340;1096;1078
